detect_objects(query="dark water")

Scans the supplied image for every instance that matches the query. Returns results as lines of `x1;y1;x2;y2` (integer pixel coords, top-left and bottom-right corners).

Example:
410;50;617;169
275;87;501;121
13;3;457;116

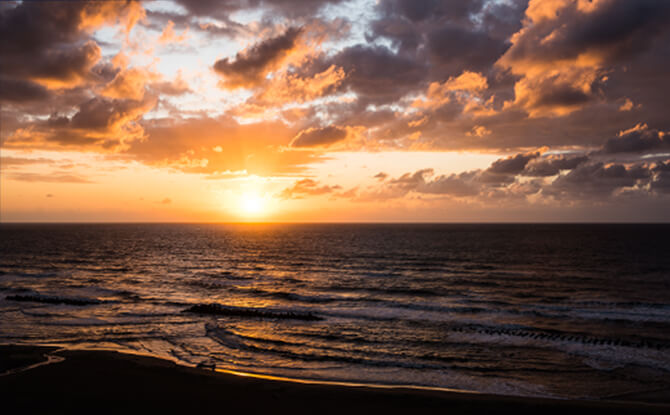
1;224;669;399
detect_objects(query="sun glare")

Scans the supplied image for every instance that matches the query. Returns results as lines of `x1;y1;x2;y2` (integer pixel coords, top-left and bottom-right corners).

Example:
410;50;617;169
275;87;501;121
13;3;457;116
240;192;265;216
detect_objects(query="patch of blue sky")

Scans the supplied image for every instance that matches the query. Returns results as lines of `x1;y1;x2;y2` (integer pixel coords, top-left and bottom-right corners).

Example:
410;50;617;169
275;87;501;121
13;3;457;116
93;26;123;55
143;1;188;16
320;0;379;52
229;7;267;26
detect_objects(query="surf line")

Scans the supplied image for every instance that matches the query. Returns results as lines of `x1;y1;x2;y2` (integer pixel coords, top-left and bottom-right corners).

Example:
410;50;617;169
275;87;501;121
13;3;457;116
0;348;66;377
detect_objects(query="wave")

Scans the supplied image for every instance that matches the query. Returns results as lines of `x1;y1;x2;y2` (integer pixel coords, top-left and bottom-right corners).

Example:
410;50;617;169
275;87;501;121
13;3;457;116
228;287;343;304
447;324;670;350
182;303;323;321
5;294;105;306
205;325;446;371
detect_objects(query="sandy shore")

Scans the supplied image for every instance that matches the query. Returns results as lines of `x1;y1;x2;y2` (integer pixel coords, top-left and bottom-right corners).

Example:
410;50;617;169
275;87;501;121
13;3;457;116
1;345;668;414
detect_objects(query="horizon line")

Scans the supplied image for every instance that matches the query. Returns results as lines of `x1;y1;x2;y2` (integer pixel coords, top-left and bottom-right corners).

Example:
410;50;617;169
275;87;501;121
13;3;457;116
1;221;669;225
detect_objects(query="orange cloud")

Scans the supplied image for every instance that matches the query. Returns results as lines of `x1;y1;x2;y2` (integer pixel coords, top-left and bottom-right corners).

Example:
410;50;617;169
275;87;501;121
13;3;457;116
213;27;304;89
467;126;492;137
496;0;665;117
3;95;157;152
78;0;145;35
126;116;320;176
414;71;488;109
255;65;346;105
159;20;189;44
278;178;341;199
101;67;159;101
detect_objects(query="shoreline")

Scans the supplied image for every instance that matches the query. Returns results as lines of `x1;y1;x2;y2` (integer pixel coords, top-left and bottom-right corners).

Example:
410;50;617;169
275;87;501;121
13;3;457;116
1;345;669;414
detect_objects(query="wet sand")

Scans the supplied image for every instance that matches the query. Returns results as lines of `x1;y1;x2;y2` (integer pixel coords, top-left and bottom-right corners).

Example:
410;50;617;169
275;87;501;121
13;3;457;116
1;345;668;414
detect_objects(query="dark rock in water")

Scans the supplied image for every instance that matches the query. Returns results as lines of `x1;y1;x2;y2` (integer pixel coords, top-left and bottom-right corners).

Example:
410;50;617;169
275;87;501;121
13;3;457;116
182;303;323;321
6;294;101;306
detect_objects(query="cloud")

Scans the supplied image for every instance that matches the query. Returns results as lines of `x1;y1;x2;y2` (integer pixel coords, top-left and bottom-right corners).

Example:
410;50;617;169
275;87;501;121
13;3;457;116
419;172;481;197
126;115;319;175
0;1;143;90
487;151;541;175
213;27;303;89
651;161;670;194
251;65;346;106
291;126;348;148
602;123;669;154
6;172;94;183
0;156;53;168
355;155;668;204
3;95;157;151
414;71;492;113
279;178;341;199
497;0;670;117
0;78;51;103
372;0;524;76
175;0;346;20
467;126;492;137
521;154;589;177
150;73;191;96
101;68;159;101
547;161;652;198
2;0;670;222
331;45;427;103
158;20;189;44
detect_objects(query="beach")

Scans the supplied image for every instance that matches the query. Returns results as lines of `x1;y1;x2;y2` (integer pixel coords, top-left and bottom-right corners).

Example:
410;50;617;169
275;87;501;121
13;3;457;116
1;345;668;414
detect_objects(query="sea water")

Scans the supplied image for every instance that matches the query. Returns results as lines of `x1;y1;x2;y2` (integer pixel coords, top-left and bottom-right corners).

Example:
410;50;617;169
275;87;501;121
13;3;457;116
1;223;669;399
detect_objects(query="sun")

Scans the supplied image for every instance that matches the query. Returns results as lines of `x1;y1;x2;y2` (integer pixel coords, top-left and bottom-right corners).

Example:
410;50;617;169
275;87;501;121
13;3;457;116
239;192;265;216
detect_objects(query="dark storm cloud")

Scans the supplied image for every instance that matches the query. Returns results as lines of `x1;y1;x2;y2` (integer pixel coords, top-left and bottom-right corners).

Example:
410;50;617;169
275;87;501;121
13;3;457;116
377;0;485;23
367;159;667;202
0;2;88;56
651;161;670;194
503;0;670;67
8;40;101;83
3;95;157;150
0;78;50;102
331;45;427;102
487;151;540;175
213;27;303;88
291;126;347;148
371;0;526;78
69;98;137;130
497;0;670;118
426;25;508;75
0;1;138;87
367;168;484;199
352;136;670;203
601;124;669;154
526;77;593;109
547;161;652;198
521;154;589;177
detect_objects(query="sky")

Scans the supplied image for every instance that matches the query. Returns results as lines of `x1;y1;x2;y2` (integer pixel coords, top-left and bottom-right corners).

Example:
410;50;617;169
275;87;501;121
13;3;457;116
1;0;670;222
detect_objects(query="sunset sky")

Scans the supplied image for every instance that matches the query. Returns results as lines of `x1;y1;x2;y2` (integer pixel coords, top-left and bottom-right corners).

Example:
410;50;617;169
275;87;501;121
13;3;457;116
2;0;670;222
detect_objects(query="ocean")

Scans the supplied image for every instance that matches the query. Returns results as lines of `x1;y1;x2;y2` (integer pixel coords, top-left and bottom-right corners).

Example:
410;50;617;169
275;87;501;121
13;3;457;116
1;223;669;400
